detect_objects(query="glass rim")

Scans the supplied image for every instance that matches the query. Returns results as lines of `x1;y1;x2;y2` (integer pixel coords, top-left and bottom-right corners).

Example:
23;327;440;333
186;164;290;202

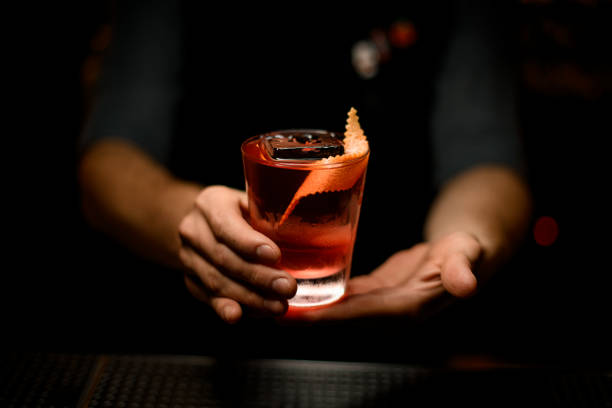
241;129;370;169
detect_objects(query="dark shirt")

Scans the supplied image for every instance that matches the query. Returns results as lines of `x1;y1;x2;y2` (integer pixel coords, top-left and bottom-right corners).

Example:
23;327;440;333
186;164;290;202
81;0;524;275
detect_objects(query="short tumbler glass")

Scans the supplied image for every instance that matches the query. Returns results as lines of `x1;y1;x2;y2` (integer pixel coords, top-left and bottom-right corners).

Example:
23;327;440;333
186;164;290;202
241;129;369;308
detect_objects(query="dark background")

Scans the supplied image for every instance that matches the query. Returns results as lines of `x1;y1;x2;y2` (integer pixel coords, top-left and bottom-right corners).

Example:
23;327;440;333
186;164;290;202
6;1;611;367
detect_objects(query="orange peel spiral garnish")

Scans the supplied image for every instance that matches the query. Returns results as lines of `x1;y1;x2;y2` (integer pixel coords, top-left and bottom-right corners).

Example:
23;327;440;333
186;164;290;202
279;108;369;225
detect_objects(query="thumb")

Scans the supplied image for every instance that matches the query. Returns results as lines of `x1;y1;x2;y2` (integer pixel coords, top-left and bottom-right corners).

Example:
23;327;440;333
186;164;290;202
441;252;478;298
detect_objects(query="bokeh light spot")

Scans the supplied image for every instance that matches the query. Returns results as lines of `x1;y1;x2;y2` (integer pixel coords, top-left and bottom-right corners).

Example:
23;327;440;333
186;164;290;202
533;215;559;246
389;21;417;48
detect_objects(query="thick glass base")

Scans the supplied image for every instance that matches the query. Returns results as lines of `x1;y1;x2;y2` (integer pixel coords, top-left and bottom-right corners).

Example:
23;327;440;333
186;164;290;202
288;269;346;307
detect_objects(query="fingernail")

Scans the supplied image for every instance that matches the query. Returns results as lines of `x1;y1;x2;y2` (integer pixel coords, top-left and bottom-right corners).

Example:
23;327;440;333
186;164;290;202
272;277;291;295
256;244;278;262
263;299;285;314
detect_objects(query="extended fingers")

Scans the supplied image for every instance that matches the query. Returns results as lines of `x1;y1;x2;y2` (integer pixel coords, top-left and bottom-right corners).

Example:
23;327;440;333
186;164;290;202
179;204;296;298
181;248;288;319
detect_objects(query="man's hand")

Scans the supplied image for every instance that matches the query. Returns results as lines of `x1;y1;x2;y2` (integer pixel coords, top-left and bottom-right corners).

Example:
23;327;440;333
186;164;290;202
178;185;297;323
288;232;481;322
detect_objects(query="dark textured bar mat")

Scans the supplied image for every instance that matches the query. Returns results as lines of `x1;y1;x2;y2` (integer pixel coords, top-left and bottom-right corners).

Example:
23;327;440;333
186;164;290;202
1;353;610;407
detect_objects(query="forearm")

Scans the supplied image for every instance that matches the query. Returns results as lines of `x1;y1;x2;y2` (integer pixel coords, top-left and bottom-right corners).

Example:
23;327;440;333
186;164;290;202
424;165;532;275
78;138;202;269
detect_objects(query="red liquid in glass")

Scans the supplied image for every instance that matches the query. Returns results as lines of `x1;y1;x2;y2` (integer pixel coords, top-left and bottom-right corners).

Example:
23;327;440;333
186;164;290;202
242;131;368;307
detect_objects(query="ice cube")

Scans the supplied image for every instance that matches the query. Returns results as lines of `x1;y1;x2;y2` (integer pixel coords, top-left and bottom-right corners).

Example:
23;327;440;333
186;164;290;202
263;131;344;160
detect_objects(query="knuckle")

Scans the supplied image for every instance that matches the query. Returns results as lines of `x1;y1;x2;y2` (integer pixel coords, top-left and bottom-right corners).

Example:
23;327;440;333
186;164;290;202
205;185;226;195
178;215;193;239
203;272;222;294
200;209;232;242
197;185;225;207
245;265;277;290
195;189;212;210
447;232;481;257
447;231;474;246
209;209;230;233
244;266;263;285
212;243;232;266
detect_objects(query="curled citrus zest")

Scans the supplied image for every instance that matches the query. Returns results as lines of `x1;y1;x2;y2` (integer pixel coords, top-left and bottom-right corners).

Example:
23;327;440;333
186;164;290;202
321;107;369;164
279;108;369;225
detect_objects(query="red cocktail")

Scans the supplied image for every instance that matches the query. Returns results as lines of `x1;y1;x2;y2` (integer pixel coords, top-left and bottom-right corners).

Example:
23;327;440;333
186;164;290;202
242;112;369;307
